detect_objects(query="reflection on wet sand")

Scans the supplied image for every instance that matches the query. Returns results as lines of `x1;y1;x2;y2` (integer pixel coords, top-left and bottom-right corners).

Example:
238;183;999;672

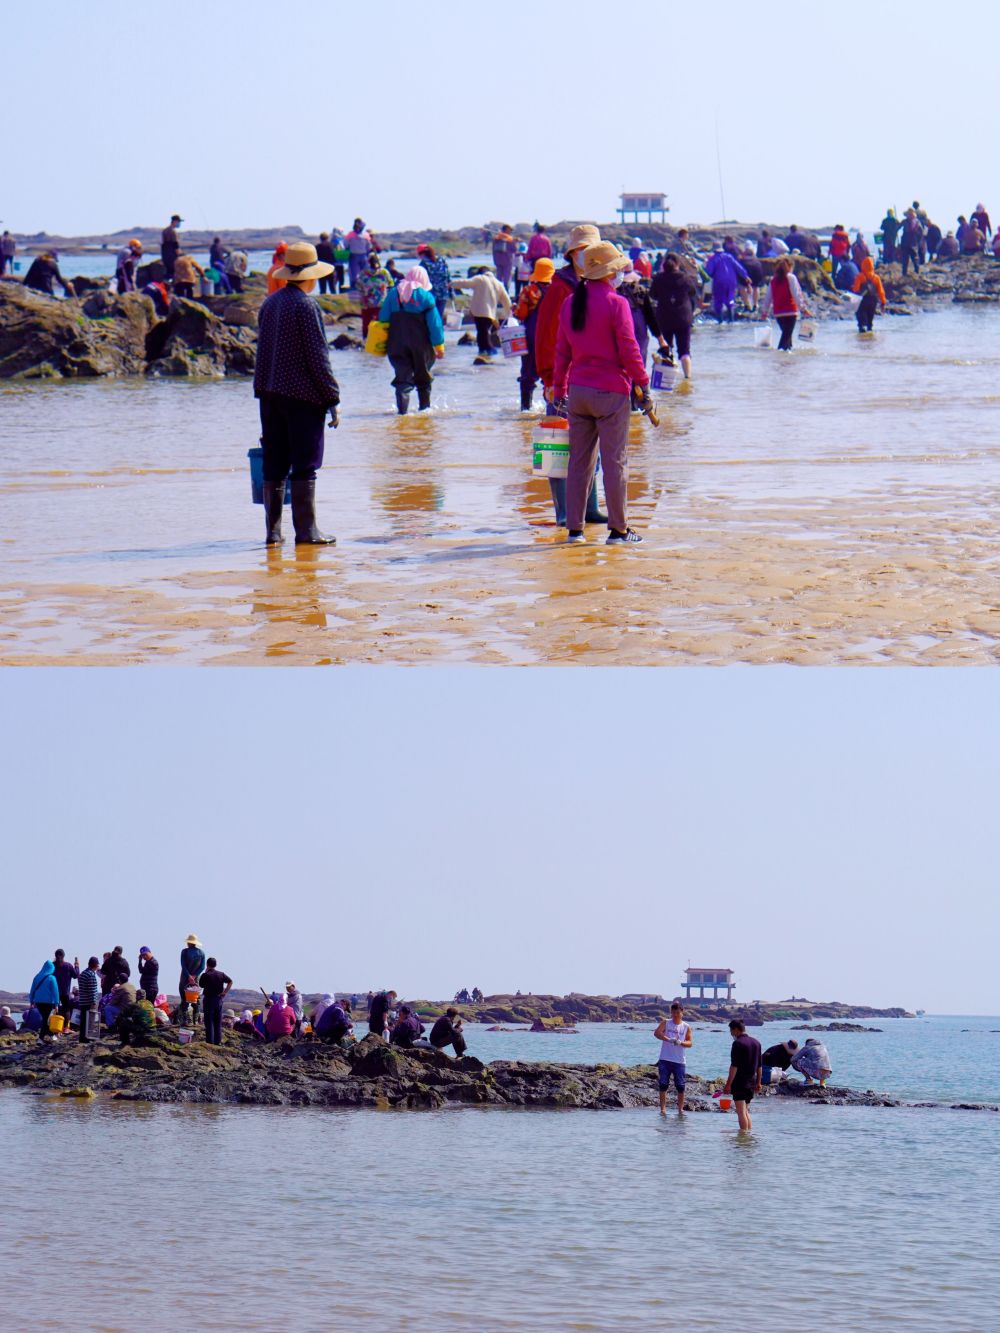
2;310;1000;664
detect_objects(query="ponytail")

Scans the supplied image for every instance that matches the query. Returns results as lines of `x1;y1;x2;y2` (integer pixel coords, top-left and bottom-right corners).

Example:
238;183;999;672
570;279;589;332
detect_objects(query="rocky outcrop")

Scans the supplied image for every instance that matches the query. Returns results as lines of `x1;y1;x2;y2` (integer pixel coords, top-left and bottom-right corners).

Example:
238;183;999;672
144;298;256;378
1;1031;988;1112
879;254;1000;306
792;1022;882;1033
0;282;155;378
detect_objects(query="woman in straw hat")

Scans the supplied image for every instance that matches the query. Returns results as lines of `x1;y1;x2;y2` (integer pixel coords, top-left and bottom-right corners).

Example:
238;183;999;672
534;224;607;527
254;241;341;545
552;241;652;545
378;265;445;414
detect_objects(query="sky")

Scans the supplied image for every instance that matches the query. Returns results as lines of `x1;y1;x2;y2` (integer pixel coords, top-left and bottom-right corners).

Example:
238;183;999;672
2;669;996;1014
5;1;995;238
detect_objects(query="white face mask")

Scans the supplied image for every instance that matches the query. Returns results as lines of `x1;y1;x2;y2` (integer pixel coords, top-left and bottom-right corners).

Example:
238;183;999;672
611;272;625;289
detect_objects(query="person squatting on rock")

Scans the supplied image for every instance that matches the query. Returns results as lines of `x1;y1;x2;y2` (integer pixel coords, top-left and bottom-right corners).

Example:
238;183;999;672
552;241;652;545
430;1007;467;1057
379;266;445;415
254;241;341;546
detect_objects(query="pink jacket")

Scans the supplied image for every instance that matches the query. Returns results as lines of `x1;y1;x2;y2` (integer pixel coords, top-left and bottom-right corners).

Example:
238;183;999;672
553;281;650;398
526;233;552;263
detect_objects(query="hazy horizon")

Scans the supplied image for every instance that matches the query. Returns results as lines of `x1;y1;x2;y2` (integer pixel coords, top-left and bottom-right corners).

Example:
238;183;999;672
6;0;995;238
2;670;996;1014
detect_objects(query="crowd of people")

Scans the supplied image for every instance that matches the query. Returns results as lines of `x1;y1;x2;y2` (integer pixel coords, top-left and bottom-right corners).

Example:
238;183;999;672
653;1001;833;1131
6;938;471;1059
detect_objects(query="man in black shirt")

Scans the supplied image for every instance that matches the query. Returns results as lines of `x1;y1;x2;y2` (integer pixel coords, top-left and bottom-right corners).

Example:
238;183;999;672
761;1039;798;1085
368;989;396;1037
254;240;340;547
429;1008;467;1057
52;949;79;1023
723;1019;762;1132
199;958;233;1045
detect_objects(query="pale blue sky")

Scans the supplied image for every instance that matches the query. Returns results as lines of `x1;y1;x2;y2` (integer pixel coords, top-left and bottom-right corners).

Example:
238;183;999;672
5;1;995;237
1;669;995;1013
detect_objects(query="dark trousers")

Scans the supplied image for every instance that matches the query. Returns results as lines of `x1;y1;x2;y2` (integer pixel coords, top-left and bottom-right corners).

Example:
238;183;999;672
900;246;920;277
318;275;336;295
389;348;434;395
204;997;223;1045
229;273;244;293
519;345;539;409
856;292;877;332
776;315;797;350
474;316;495;354
174;281;194;298
258;394;326;483
0;256;13;274
78;1005;95;1043
36;1003;54;1037
882;240;896;264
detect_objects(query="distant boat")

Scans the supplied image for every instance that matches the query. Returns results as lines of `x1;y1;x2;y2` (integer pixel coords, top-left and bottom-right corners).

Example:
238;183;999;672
916;1009;926;1017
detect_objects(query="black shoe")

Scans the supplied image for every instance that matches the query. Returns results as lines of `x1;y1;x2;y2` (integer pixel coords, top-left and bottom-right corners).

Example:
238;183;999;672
262;480;285;546
606;527;642;545
566;530;585;544
291;479;336;545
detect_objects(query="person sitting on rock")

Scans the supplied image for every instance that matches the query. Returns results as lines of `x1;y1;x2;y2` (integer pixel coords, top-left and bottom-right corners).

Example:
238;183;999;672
429;1008;467;1057
285;982;304;1037
389;1005;425;1048
23;252;74;298
103;980;137;1034
962;220;986;255
315;998;353;1046
938;232;960;261
118;990;156;1047
0;1006;17;1034
264;992;297;1042
761;1039;799;1085
791;1037;832;1087
20;1005;42;1033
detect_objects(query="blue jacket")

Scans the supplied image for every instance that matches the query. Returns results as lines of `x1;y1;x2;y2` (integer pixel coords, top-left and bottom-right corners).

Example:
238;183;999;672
378;286;445;347
29;961;60;1007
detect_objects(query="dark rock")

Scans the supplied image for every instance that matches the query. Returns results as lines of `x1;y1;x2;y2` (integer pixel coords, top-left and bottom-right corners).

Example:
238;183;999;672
330;333;361;350
792;1022;882;1033
145;297;255;378
0;283;154;378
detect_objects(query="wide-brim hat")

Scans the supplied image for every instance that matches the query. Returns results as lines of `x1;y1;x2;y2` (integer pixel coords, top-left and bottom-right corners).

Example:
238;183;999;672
581;242;629;282
274;241;333;281
531;258;555;283
185;934;201;946
566;224;601;254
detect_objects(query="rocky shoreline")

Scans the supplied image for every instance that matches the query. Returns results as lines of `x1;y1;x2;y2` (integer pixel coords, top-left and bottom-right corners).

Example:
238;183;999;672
1;1031;992;1112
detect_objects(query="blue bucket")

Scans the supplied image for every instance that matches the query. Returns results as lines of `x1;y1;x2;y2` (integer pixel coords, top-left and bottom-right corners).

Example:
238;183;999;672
248;447;292;506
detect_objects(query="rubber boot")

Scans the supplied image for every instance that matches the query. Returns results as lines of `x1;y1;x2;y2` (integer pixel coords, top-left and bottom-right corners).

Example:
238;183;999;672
520;384;534;411
291;479;336;545
585;476;607;525
549;477;567;526
417;385;432;411
262;481;284;545
395;387;411;415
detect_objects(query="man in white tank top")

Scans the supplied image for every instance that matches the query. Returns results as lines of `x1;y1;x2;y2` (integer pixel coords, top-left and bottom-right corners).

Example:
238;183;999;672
653;1001;693;1113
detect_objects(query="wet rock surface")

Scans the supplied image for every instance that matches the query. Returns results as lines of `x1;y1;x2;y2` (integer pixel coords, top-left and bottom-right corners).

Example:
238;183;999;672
792;1022;883;1033
0;1031;988;1112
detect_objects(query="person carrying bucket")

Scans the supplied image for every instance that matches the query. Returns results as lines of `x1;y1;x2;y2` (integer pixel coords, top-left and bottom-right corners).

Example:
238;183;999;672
254;241;341;546
178;933;206;1027
760;256;813;352
534;224;607;527
551;241;652;545
378;266;445;414
513;257;554;412
28;960;60;1043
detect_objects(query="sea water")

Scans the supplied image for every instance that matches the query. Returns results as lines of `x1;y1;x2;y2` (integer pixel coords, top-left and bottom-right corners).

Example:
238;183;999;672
1;1086;995;1331
4;304;1000;664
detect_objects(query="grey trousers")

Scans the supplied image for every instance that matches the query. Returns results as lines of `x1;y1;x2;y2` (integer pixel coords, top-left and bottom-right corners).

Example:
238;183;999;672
566;386;630;533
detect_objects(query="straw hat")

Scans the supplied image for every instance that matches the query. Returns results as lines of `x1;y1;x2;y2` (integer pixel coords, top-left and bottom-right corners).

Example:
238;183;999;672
185;933;201;946
531;258;555;283
273;240;333;282
565;224;601;254
581;242;629;282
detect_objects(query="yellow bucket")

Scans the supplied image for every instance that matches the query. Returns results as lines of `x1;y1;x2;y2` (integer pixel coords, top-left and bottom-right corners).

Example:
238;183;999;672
48;1013;65;1033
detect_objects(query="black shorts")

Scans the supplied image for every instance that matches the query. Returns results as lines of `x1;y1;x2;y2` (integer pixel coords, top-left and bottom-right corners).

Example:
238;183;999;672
731;1083;755;1104
662;324;692;359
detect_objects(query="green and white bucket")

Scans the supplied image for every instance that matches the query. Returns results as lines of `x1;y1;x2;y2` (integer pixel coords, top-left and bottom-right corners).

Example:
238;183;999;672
531;419;570;479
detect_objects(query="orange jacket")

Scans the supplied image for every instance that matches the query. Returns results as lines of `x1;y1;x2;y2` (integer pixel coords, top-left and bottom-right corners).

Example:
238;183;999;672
853;258;885;303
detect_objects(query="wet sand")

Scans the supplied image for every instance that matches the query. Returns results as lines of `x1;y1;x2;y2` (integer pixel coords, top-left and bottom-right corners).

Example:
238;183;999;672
3;309;1000;665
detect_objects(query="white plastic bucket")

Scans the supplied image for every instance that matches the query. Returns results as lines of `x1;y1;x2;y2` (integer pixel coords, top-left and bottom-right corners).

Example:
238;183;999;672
650;361;675;393
501;325;528;358
444;306;462;330
178;1028;194;1045
532;421;570;479
798;320;817;341
754;324;773;348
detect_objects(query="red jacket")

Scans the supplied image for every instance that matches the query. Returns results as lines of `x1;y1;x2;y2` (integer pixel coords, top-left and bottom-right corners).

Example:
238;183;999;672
535;267;576;388
830;229;850;258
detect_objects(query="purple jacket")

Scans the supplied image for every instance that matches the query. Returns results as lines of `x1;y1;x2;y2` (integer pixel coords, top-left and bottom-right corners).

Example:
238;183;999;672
552;281;650;399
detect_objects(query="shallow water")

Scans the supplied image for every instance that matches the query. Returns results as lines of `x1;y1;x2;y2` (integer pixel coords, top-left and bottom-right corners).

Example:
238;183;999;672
2;1090;994;1332
460;1014;1000;1105
3;306;1000;664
